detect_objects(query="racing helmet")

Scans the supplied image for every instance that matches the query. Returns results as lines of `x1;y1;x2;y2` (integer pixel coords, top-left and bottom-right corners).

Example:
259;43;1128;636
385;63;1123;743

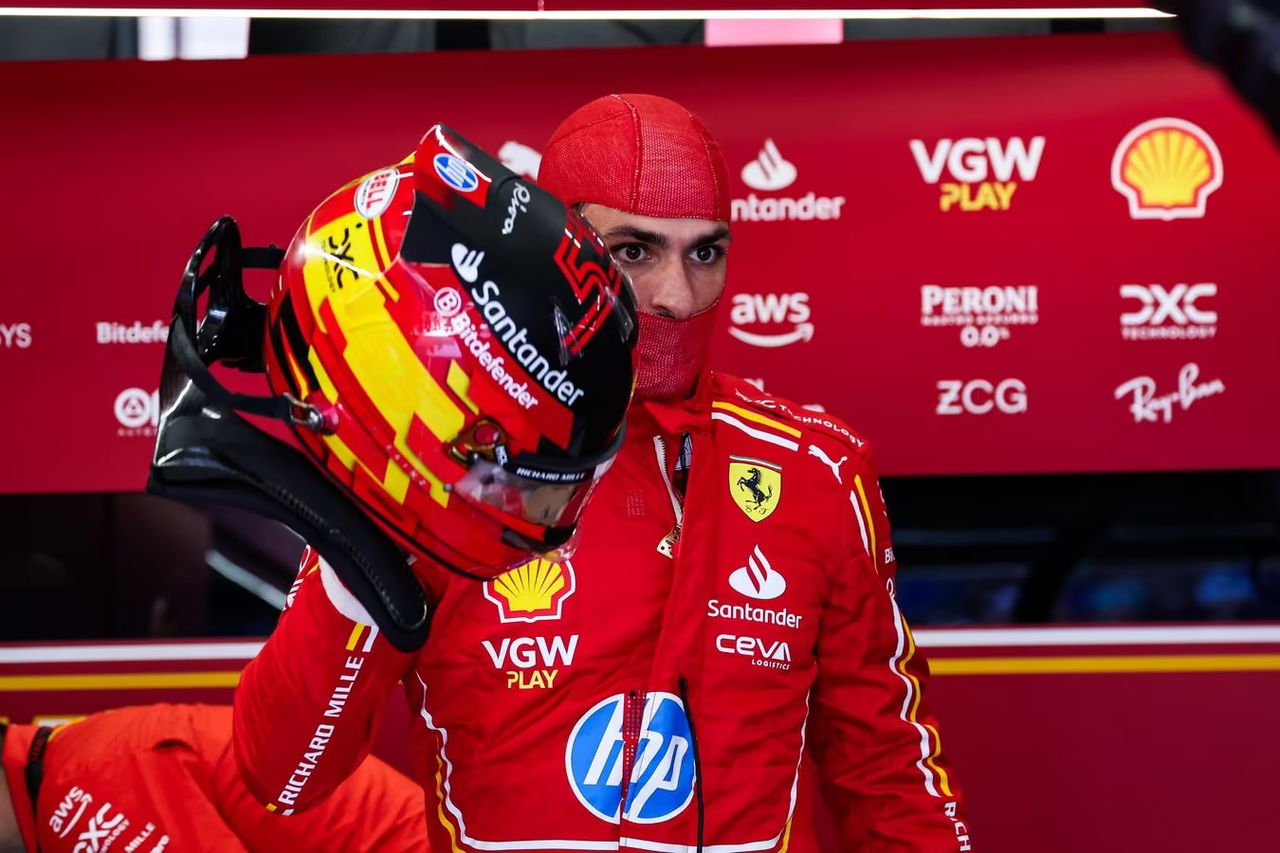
259;125;638;578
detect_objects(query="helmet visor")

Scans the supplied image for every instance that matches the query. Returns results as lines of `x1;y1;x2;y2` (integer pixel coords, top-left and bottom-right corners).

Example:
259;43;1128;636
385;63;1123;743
453;455;612;536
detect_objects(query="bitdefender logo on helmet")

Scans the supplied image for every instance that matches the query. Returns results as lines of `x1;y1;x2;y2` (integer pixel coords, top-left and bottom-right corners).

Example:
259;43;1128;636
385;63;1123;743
732;138;846;223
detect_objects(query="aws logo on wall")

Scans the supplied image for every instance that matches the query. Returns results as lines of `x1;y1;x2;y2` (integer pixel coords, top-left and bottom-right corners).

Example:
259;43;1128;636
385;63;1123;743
727;292;813;348
909;136;1046;212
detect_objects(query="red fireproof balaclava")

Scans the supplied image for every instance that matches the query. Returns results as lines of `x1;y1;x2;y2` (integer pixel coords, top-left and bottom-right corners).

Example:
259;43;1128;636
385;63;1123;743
539;94;730;400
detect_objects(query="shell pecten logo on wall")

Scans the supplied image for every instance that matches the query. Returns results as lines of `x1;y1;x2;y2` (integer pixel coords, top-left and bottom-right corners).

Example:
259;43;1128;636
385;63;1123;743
484;557;576;623
1111;118;1223;221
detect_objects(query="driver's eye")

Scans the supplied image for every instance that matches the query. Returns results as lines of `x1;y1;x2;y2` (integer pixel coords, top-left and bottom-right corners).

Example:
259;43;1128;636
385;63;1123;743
617;245;645;262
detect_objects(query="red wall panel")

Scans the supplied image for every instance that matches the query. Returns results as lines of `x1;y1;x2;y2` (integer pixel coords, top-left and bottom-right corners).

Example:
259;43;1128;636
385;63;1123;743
1;34;1276;492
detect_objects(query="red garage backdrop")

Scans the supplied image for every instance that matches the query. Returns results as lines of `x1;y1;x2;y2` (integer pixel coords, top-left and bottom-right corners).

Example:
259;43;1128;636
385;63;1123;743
1;33;1277;492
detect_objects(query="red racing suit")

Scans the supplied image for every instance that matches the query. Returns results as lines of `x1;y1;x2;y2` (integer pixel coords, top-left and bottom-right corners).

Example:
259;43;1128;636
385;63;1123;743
1;703;427;852
233;372;972;852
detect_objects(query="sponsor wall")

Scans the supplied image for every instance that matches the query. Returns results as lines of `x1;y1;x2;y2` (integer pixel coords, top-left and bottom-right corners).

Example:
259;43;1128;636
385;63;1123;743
1;33;1277;492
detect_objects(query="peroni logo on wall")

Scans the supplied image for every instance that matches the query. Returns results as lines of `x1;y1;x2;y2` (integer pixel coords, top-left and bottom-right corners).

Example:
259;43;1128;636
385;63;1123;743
920;286;1038;348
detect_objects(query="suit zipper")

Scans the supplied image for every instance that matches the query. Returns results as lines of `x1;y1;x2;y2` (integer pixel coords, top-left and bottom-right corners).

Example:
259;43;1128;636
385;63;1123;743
653;435;684;558
618;688;646;814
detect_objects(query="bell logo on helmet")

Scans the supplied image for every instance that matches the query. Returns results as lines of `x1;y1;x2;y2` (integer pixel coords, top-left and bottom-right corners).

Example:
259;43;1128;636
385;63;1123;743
566;693;696;824
450;244;484;283
433;153;479;193
354;168;400;219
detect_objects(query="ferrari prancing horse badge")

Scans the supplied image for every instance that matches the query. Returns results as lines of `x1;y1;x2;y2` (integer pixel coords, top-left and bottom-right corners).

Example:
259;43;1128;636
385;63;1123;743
728;455;782;522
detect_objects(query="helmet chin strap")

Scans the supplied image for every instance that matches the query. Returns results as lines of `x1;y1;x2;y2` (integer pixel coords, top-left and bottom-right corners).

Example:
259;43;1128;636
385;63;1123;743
147;216;433;653
149;379;433;652
634;300;721;401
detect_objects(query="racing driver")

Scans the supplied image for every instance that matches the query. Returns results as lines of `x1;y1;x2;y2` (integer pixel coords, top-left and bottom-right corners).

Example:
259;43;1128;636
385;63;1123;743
233;100;972;852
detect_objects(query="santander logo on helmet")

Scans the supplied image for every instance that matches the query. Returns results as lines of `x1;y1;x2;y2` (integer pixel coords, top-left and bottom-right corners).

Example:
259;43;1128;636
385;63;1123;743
452;266;587;409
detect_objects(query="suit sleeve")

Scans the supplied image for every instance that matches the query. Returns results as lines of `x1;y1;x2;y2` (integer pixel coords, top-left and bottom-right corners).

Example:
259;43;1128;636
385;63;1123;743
807;448;972;852
232;545;414;815
213;735;428;852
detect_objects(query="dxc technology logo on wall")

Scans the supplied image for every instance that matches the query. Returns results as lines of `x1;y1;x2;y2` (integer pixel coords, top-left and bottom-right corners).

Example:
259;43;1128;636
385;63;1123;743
733;138;846;222
566;692;695;824
1120;283;1217;341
